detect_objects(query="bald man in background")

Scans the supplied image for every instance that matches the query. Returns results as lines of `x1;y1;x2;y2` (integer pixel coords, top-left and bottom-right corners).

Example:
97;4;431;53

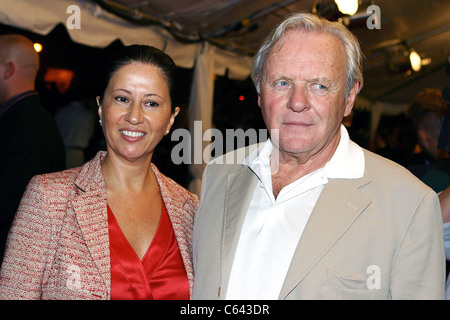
0;34;65;264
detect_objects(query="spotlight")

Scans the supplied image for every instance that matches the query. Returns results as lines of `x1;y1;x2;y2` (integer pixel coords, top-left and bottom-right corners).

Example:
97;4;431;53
314;0;375;28
409;50;422;72
334;0;359;15
387;45;426;74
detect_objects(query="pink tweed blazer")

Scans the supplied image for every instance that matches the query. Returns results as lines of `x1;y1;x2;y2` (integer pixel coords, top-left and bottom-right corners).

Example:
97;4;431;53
0;151;198;300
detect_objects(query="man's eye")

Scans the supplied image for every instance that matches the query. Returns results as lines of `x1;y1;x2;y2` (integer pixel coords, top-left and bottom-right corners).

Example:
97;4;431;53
274;80;289;87
314;84;327;90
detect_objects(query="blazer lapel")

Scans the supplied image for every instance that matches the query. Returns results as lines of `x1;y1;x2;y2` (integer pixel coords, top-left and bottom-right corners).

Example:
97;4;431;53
72;152;111;291
279;176;371;299
221;165;258;296
151;164;192;254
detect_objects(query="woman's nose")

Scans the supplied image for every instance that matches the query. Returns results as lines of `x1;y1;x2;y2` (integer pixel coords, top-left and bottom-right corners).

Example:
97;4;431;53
124;103;143;124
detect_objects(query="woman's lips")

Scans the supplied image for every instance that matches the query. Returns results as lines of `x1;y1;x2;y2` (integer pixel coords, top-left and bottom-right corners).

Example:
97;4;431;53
120;129;146;141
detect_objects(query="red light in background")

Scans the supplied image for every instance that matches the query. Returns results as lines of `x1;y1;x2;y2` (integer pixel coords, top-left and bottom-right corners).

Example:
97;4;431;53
239;95;245;101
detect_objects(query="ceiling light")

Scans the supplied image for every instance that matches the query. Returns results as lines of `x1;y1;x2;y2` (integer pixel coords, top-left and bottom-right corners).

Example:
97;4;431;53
334;0;359;15
409;50;422;72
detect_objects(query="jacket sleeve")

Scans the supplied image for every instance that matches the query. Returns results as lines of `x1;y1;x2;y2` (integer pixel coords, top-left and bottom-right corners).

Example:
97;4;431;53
444;222;450;260
0;175;56;299
390;189;446;299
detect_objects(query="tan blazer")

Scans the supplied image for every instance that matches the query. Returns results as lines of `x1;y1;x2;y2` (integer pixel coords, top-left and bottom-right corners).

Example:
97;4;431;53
192;147;445;299
0;151;198;300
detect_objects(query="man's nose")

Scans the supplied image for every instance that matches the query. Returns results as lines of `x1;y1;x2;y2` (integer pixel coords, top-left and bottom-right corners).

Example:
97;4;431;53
288;85;310;113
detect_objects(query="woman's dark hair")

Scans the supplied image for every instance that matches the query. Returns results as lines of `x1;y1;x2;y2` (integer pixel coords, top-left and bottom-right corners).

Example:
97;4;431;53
98;45;178;111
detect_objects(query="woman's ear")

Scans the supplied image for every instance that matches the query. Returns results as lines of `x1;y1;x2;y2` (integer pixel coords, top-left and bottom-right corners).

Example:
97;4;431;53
166;106;180;135
96;96;103;126
96;96;102;118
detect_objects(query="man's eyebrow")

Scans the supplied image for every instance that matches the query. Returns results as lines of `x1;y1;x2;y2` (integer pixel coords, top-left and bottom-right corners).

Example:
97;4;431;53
309;77;332;84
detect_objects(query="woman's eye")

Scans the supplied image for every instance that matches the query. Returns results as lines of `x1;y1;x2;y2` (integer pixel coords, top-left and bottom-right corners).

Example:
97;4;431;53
145;101;159;107
115;96;128;103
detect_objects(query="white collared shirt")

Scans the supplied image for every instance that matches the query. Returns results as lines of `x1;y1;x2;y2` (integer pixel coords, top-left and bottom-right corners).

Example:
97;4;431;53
225;125;365;299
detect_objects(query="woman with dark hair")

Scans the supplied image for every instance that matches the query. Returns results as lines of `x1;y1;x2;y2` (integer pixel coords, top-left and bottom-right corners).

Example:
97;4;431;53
0;45;198;300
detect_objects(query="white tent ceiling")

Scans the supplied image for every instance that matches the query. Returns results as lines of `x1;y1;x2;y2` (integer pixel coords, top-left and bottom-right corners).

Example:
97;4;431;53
0;0;253;78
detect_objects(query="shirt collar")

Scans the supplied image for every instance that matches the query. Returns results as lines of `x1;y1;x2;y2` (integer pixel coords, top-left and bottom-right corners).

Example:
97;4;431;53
323;125;365;179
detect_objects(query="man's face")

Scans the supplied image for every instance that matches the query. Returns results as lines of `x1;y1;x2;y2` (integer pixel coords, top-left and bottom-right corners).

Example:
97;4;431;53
258;29;358;163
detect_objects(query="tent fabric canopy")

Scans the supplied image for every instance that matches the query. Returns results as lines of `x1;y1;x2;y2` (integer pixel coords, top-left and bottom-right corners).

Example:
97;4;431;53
0;0;252;77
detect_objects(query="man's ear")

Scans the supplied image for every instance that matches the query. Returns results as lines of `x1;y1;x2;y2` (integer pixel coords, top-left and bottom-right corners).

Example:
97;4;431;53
1;61;15;80
417;129;428;146
344;82;359;117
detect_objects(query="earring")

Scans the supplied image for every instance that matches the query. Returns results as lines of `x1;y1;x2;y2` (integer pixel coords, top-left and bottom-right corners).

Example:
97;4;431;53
99;119;102;126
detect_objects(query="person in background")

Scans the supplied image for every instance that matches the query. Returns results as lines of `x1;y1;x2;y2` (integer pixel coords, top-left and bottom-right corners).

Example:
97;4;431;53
0;45;198;300
55;96;96;169
438;56;450;299
192;12;445;300
0;34;65;264
407;88;450;193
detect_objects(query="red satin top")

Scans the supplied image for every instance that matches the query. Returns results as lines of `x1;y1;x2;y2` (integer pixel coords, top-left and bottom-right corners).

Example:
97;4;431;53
107;202;190;300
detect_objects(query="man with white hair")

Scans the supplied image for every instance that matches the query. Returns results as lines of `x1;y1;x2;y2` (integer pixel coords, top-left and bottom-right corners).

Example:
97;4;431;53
192;12;445;299
0;34;65;263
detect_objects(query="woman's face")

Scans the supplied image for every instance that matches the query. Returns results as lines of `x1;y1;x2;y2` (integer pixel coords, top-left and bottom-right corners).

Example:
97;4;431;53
97;62;179;162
